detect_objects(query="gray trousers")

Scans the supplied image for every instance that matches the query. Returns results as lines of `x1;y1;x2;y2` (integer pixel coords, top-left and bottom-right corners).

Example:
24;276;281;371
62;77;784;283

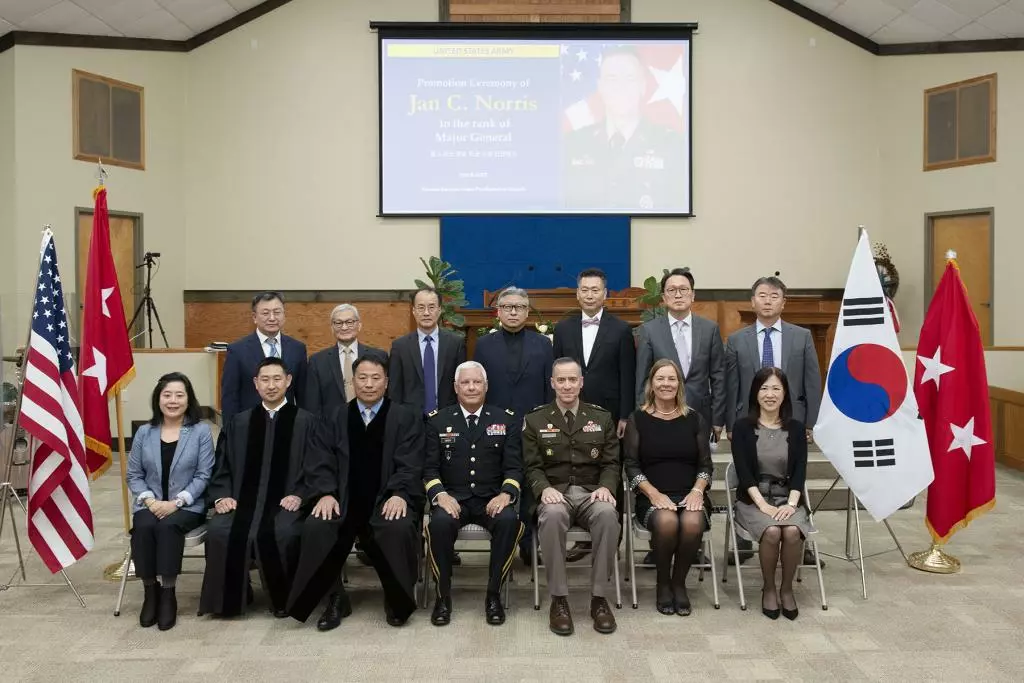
537;485;620;599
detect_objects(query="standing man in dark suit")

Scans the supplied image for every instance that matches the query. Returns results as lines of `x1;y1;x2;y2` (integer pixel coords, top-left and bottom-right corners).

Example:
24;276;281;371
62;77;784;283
553;268;635;436
724;276;821;436
635;268;725;437
552;268;636;563
473;286;553;564
304;304;388;417
388;287;465;417
220;291;307;419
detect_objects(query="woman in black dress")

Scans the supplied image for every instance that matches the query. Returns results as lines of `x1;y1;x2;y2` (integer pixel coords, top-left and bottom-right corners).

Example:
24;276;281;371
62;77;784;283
731;367;812;620
624;359;712;616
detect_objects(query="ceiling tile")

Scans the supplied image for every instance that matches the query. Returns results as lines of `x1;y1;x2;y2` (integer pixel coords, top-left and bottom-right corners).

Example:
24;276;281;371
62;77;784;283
227;0;265;11
796;0;842;15
1007;0;1024;14
831;0;902;37
0;0;63;25
83;0;163;30
871;12;947;41
18;1;92;32
170;1;235;32
908;0;971;34
938;0;1005;20
880;0;920;10
120;8;192;40
952;20;1005;39
977;4;1024;34
66;13;120;36
0;17;12;35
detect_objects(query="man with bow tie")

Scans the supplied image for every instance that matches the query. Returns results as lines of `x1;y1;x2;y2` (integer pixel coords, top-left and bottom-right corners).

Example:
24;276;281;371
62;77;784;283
423;361;523;626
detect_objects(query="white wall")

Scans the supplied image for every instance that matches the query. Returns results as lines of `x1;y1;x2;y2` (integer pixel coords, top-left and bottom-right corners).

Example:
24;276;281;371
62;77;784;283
878;53;1023;345
183;0;438;291
0;50;16;353
9;45;187;345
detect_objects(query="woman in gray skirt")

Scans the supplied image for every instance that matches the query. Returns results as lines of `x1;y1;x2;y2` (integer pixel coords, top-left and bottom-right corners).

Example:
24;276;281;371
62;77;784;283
730;367;813;621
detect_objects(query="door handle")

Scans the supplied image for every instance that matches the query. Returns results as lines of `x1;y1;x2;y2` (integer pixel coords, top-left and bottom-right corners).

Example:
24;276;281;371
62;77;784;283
980;302;992;308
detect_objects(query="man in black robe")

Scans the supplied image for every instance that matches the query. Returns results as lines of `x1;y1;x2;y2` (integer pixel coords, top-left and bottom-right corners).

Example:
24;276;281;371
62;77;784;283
199;357;318;618
287;353;424;630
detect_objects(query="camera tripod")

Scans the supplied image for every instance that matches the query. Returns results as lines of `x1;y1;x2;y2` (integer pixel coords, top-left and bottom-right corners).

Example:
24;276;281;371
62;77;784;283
128;251;169;349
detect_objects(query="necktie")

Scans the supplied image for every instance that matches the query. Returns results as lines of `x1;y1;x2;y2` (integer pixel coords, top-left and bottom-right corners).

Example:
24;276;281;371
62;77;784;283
363;407;374;425
266;337;279;358
673;320;691;377
423;335;437;414
267;410;276;422
565;410;575;431
581;317;600;328
467;414;478;429
762;327;775;368
342;347;354;399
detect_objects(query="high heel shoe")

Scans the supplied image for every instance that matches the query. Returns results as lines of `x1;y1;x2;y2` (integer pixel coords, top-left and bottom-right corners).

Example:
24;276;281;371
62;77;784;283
761;590;780;620
780;591;798;620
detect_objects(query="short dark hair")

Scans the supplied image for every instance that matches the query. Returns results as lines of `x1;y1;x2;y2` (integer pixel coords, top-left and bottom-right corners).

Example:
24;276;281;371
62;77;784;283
746;367;793;424
251;291;284;311
552;357;582;374
412;287;440;307
255;356;290;377
149;372;202;426
660;267;694;293
751;276;787;297
353;353;388;375
576;268;607;285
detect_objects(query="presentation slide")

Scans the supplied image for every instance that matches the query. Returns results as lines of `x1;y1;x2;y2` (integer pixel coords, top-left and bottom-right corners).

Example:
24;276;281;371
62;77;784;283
379;37;691;216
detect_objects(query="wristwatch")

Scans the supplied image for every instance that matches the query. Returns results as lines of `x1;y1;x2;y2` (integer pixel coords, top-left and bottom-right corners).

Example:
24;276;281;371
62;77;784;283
175;498;185;509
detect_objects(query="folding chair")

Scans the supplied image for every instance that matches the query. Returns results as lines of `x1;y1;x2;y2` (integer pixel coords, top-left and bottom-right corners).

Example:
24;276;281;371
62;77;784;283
531;523;622;610
420;523;514;609
721;462;827;611
113;524;207;617
623;484;720;610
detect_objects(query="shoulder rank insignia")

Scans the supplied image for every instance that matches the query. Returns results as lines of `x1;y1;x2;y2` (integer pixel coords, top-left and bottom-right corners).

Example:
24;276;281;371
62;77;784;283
528;404;548;413
505;408;515;416
427;409;439;418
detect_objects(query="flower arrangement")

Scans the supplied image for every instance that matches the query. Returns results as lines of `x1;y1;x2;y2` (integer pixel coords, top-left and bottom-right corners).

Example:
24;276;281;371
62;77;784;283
476;315;501;337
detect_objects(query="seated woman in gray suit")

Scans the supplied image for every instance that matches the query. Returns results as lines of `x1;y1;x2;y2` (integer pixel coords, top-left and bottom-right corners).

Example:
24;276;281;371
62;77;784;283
127;372;214;631
730;367;813;621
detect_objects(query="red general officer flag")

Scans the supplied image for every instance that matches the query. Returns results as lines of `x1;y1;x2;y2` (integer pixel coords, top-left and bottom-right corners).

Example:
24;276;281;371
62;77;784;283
914;260;995;543
80;185;136;478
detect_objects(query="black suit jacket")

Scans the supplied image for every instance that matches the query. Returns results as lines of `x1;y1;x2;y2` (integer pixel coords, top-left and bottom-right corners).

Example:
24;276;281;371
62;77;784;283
304;398;426;516
552;311;636;423
473;329;553;418
303;342;388;417
388;329;465;416
220;332;308;418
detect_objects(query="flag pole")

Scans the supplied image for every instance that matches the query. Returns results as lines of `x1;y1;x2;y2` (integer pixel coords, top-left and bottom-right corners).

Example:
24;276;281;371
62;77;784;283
908;247;962;574
103;390;134;581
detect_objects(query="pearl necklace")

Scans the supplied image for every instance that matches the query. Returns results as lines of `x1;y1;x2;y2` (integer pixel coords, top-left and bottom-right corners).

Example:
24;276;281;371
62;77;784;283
654;406;679;416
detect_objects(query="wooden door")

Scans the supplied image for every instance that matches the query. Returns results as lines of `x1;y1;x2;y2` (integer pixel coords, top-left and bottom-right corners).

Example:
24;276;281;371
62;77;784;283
929;212;992;344
76;211;141;344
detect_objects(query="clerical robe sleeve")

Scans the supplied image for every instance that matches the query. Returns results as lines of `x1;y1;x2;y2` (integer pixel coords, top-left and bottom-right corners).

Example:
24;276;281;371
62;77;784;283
304;410;348;503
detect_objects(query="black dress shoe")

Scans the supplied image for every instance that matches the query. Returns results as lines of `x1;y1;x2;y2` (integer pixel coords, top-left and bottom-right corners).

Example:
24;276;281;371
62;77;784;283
566;541;592;563
761;590;780;620
316;592;352;632
139;583;160;628
157;586;177;631
452;552;462;566
782;606;799;620
384;601;410;627
430;596;452;626
271;607;289;619
485;594;505;625
804;549;824;568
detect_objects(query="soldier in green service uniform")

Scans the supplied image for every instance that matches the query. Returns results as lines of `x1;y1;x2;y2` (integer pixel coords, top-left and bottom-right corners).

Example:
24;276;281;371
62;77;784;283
563;46;686;212
523;357;620;636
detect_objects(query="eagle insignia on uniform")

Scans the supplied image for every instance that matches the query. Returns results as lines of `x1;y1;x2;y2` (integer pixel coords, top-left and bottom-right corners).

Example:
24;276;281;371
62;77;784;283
590;448;600;459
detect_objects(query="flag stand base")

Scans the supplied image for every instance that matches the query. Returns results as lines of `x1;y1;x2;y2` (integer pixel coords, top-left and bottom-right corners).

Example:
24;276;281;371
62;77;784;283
908;544;961;574
104;549;134;582
811;476;912;600
0;484;87;607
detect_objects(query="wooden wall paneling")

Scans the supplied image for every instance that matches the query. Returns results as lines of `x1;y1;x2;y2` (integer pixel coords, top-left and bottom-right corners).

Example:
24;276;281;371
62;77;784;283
447;0;621;22
990;386;1024;471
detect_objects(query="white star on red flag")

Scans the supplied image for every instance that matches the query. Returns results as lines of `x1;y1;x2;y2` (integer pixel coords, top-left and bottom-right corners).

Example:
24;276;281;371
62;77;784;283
100;286;114;317
947;417;986;460
918;347;954;389
82;347;109;394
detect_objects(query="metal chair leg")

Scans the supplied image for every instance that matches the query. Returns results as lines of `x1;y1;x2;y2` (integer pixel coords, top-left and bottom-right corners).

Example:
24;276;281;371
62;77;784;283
532;526;540;610
113;547;132;617
613;550;622;609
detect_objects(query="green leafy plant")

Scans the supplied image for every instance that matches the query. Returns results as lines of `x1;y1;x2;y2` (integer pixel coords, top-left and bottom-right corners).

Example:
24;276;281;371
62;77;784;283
415;256;469;334
636;269;670;322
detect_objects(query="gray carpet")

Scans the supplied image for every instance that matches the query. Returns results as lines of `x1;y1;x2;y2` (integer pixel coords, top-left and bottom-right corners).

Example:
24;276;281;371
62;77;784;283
1;466;1022;682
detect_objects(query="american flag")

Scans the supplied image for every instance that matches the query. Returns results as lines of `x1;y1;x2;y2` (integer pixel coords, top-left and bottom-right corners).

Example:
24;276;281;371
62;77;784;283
18;230;94;573
560;41;688;132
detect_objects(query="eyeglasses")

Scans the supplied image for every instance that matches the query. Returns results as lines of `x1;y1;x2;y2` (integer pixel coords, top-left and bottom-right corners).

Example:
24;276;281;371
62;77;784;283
498;304;528;313
664;287;692;297
413;304;439;313
331;319;359;328
755;293;783;302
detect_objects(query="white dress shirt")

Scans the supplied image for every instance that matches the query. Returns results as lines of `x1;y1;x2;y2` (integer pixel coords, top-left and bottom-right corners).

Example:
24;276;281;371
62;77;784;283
756;319;783;369
262;397;288;419
581;309;603;366
668;312;693;374
256;329;282;358
461;405;482;424
417;327;440;391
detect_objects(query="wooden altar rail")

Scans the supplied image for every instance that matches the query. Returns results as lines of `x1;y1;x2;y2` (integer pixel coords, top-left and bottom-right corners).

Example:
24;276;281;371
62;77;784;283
991;386;1024;471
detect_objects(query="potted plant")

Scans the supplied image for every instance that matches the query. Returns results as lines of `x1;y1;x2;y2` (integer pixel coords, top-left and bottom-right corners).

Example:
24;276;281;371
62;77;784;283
636;269;670;322
415;256;469;336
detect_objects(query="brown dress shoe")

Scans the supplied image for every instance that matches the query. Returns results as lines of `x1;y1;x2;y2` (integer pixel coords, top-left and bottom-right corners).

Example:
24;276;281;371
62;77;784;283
590;596;617;634
549;596;574;636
